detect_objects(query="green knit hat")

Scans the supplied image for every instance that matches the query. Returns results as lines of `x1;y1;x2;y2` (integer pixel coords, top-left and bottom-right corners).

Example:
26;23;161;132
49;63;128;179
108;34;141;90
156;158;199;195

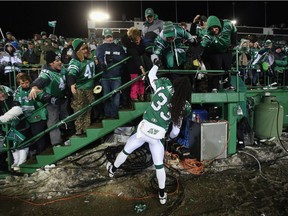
163;21;175;38
72;38;84;52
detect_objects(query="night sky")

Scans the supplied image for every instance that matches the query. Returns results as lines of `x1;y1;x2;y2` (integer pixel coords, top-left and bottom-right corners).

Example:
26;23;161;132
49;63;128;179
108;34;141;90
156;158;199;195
0;1;287;40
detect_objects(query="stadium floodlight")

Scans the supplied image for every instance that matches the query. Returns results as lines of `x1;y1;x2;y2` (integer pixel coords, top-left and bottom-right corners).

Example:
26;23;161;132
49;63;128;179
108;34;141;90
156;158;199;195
231;20;237;25
89;11;110;22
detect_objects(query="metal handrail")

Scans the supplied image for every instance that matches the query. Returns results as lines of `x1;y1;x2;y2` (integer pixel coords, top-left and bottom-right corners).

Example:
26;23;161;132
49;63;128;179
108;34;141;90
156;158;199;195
16;70;147;149
2;56;242;150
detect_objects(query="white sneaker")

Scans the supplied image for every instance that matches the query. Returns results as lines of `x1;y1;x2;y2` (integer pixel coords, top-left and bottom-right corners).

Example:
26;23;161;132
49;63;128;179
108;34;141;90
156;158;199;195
13;166;20;172
64;140;71;146
159;192;167;205
225;86;235;91
106;162;114;178
11;163;18;168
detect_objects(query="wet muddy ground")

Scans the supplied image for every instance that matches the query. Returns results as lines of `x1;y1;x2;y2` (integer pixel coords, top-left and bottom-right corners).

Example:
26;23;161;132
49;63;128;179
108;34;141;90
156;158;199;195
0;138;288;216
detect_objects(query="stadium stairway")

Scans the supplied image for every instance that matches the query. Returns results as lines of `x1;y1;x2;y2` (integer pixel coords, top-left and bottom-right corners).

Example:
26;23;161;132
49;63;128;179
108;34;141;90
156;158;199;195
19;102;149;174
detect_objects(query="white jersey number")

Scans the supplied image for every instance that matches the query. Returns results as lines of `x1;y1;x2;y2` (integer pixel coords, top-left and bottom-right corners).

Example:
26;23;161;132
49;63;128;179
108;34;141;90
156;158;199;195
151;92;170;121
84;62;94;79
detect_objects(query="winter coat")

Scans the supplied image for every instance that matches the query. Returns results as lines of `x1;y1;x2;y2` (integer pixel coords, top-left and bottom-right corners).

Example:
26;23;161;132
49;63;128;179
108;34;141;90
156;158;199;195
22;48;40;64
142;16;164;38
96;42;126;79
273;50;288;72
122;35;152;75
0;43;22;73
153;25;196;59
200;16;237;53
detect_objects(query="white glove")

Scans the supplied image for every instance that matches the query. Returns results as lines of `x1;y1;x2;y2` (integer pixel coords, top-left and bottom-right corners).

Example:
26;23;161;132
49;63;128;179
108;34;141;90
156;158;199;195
0;106;23;123
196;72;205;80
189;35;197;43
150;54;159;64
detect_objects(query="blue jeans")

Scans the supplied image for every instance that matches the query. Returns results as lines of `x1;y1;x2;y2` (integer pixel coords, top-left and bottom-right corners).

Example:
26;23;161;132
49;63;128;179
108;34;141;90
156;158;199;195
101;79;121;118
251;68;261;86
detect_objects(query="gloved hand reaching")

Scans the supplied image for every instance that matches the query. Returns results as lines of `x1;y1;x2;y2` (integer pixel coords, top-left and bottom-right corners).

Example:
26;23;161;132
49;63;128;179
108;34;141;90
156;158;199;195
153;59;162;68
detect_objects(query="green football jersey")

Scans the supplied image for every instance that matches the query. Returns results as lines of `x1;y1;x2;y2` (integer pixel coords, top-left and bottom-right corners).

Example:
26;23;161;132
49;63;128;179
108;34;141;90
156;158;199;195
68;58;96;90
143;77;174;130
14;87;47;123
38;68;66;98
143;77;191;131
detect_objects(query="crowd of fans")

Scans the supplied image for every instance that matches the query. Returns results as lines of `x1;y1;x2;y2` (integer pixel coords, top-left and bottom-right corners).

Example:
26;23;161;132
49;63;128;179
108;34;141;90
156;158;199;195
0;8;288;173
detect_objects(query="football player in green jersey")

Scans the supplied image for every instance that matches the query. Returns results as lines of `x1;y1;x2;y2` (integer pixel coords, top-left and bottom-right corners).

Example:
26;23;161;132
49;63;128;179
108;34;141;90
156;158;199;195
106;65;192;204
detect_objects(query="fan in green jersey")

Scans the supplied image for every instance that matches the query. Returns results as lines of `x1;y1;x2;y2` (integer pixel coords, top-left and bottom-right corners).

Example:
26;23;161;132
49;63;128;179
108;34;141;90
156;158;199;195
29;51;71;146
67;38;96;135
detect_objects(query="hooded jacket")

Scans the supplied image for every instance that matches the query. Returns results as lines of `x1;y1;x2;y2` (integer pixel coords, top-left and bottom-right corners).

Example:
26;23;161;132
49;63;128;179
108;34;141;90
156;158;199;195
0;42;22;73
200;15;237;53
153;25;196;58
142;15;164;38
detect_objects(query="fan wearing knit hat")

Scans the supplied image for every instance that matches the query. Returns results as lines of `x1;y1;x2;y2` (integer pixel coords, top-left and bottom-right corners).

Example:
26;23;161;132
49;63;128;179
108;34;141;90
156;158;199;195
45;50;61;64
151;21;197;69
67;38;96;135
163;21;176;39
72;38;89;62
28;49;69;147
